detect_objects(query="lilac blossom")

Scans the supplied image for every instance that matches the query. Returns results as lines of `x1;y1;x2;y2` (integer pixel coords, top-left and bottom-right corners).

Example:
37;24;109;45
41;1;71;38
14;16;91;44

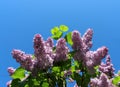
91;46;108;65
82;29;93;52
72;30;85;62
54;38;69;62
72;29;108;74
99;55;115;78
45;37;54;48
90;73;113;87
8;67;16;76
33;34;53;70
72;30;83;51
12;49;34;71
33;34;45;58
86;46;108;74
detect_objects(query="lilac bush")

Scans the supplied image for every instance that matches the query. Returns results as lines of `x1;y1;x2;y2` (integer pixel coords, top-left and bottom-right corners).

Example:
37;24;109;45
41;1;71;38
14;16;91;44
7;25;120;87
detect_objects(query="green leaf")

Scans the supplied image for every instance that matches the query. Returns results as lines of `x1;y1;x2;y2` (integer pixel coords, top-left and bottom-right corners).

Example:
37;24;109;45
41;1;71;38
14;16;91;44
65;32;73;45
33;79;39;86
83;73;91;87
52;66;61;73
57;78;66;87
68;51;76;58
51;27;59;35
11;79;21;87
74;61;79;67
71;60;80;73
24;84;29;87
112;76;120;85
93;65;100;77
71;65;75;72
61;71;64;77
94;65;99;70
72;72;81;86
61;59;71;70
11;67;25;80
42;82;49;87
59;25;69;32
51;31;63;40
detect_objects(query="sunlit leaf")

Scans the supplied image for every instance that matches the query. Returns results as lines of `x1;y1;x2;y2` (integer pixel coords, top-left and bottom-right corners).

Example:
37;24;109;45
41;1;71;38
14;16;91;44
59;25;69;32
112;76;120;85
61;71;64;77
65;32;73;45
11;67;25;80
52;66;61;73
51;31;63;40
51;27;59;35
71;65;75;72
74;61;79;67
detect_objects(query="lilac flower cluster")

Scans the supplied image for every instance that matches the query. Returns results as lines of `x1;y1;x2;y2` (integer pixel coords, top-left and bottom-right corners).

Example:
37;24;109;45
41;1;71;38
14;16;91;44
90;73;113;87
72;29;108;74
99;55;115;78
11;34;53;72
72;30;85;62
33;34;53;70
12;50;34;71
82;28;93;52
12;34;69;72
86;46;108;74
54;38;69;62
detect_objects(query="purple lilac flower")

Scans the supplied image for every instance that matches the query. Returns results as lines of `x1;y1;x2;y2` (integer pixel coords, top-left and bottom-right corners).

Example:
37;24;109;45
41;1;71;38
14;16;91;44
99;73;113;87
92;46;108;65
33;34;53;70
99;55;115;78
33;34;45;58
85;51;95;74
82;29;93;52
54;38;69;62
8;67;16;76
12;49;34;71
72;30;83;50
90;78;99;87
90;73;113;87
35;54;53;70
85;46;108;74
72;29;108;74
45;37;54;48
72;30;86;62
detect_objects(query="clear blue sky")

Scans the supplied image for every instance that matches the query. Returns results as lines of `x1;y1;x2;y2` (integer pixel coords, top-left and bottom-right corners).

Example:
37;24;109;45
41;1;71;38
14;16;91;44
0;0;120;87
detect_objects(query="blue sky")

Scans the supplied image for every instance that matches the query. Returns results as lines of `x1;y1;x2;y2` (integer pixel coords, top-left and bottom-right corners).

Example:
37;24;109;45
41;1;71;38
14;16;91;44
0;0;120;87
